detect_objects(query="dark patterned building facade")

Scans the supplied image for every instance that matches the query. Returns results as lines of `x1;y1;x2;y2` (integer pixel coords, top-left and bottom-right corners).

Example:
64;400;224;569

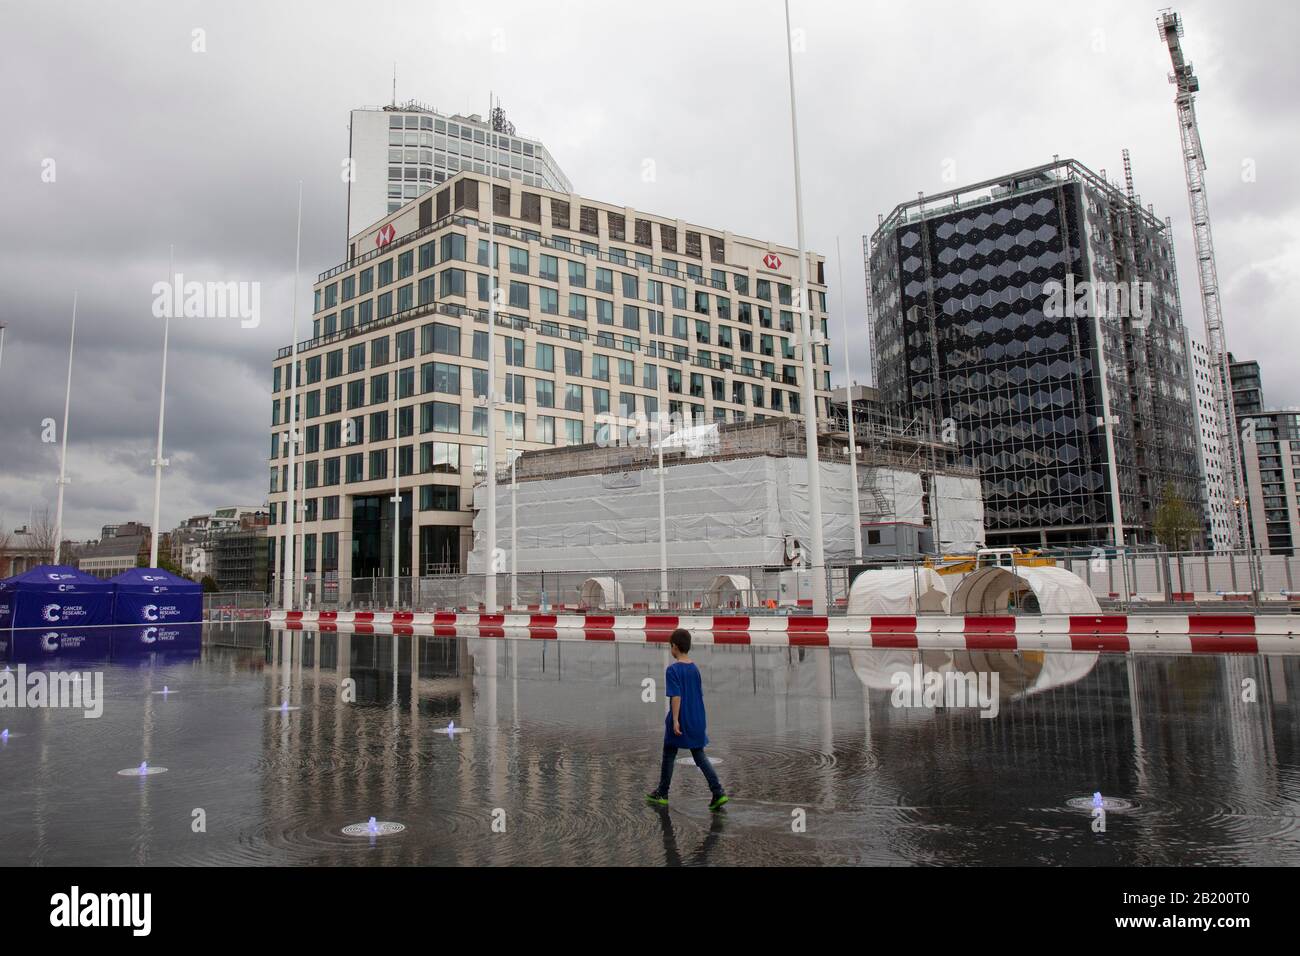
868;160;1203;548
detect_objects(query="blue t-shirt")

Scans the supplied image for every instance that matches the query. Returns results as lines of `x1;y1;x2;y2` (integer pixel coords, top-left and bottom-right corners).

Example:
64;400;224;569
664;661;708;749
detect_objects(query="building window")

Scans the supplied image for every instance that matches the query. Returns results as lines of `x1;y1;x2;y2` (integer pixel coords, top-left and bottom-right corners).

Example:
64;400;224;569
345;453;364;483
440;269;466;297
419;485;460;511
423;322;459;356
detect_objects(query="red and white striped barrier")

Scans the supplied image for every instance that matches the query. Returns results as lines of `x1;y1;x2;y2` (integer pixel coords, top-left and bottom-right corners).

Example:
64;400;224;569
263;609;1299;654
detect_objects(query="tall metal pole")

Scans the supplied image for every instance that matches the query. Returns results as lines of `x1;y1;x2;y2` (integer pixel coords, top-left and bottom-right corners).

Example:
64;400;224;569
784;0;827;614
0;323;7;381
148;246;173;568
510;425;518;609
657;420;669;607
837;238;862;561
484;92;499;612
391;436;401;608
53;294;76;565
283;182;303;610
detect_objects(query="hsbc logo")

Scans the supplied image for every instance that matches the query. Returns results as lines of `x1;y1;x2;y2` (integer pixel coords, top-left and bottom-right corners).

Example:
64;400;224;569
375;223;396;247
762;253;782;271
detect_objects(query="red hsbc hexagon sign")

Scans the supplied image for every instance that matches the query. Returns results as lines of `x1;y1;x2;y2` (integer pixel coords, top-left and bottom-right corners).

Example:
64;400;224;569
375;223;396;248
762;252;782;270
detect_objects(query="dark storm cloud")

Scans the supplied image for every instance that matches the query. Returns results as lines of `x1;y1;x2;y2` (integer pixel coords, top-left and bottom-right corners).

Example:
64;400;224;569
1;0;1295;540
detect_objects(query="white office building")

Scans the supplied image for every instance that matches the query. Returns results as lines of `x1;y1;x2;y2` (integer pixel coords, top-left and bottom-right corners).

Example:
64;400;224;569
1189;338;1233;551
346;101;573;242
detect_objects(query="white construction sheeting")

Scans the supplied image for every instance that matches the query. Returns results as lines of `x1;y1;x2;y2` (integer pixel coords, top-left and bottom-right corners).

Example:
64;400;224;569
949;566;1101;615
863;467;924;524
847;568;950;615
468;455;863;572
931;475;985;552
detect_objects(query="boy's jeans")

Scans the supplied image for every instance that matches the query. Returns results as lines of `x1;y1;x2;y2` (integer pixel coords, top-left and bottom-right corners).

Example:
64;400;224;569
657;744;724;798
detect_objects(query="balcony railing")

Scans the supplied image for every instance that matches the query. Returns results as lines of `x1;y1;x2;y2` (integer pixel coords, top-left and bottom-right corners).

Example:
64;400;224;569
321;211;790;295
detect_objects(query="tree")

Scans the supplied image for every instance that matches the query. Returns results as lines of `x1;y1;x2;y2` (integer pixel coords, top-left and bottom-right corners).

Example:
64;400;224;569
1153;483;1201;553
200;575;220;593
0;521;11;577
26;508;58;562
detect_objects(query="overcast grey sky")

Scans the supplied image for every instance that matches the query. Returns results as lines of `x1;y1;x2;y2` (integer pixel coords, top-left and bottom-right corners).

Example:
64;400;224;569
1;0;1297;542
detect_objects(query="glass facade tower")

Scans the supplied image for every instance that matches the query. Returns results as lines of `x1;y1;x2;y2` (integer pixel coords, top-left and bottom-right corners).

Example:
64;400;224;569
868;160;1203;548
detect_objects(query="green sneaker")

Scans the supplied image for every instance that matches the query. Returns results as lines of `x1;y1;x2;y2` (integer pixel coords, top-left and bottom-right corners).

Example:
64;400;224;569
645;791;669;806
709;794;730;811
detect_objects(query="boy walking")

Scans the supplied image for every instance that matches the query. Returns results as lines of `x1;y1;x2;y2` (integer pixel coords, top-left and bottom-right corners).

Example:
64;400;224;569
646;628;728;810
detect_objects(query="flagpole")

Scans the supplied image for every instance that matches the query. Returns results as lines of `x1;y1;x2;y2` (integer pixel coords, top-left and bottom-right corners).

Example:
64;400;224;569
283;182;303;610
784;0;828;613
149;247;173;568
484;92;499;613
53;293;77;565
0;323;8;381
837;238;862;561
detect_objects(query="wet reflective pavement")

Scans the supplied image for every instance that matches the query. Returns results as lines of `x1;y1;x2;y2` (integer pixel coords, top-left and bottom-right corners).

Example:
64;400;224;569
0;622;1297;865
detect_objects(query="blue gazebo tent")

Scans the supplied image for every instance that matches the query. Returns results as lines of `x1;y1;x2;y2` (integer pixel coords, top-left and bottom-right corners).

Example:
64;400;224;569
0;565;115;631
109;568;203;625
0;565;115;661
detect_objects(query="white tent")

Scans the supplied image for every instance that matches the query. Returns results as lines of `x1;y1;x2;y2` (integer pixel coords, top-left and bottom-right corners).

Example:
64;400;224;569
949;566;1100;615
847;568;950;615
579;577;625;609
704;574;755;609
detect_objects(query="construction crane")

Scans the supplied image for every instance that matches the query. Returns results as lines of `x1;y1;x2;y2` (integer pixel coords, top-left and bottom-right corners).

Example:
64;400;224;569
1158;9;1248;551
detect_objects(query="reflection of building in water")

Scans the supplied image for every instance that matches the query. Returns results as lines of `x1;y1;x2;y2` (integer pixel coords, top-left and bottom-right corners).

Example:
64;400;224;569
253;629;1298;864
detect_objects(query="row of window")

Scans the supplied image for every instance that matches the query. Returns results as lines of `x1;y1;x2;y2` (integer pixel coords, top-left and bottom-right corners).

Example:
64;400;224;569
317;232;819;314
269;380;808;457
278;330;808;390
268;403;807;497
308;285;824;373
